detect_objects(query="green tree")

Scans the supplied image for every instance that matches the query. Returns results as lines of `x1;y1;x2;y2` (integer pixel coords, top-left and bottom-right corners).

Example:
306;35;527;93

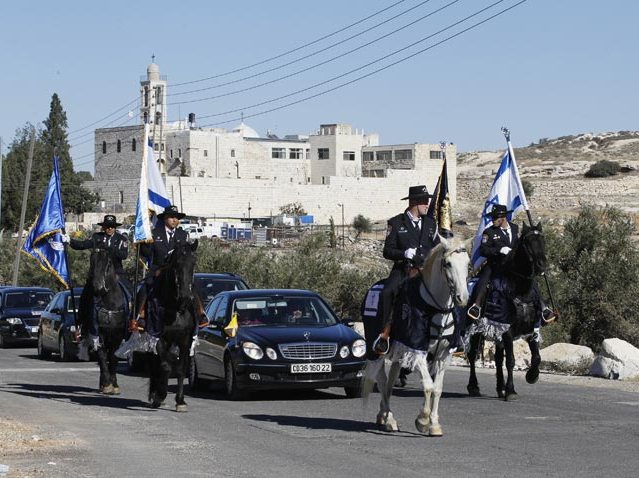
279;202;307;216
352;214;372;239
544;206;639;349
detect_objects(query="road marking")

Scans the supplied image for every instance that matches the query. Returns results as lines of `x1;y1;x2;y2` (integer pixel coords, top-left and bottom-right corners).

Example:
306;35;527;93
0;367;99;373
614;401;639;406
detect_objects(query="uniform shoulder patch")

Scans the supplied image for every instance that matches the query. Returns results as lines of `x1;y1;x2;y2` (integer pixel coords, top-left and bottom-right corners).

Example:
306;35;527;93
481;234;488;244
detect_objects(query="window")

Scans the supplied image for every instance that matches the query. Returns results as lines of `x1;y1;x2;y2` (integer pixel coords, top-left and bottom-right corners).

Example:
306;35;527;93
343;151;355;161
305;149;310;159
395;149;413;160
155;86;162;104
231;149;235;157
307;177;311;183
102;141;107;154
318;148;329;160
161;143;164;152
119;191;124;204
117;140;121;153
272;147;286;159
255;175;261;179
290;177;293;182
203;149;208;157
143;112;148;124
289;148;303;159
144;86;149;107
322;176;325;184
376;151;392;161
430;150;443;160
178;148;182;157
132;138;136;152
213;296;229;326
170;149;173;159
362;151;374;161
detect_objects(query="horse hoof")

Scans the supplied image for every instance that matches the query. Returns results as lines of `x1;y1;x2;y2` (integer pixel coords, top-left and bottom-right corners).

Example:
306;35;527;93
149;399;162;409
383;422;399;432
467;385;481;397
505;392;519;401
526;368;540;384
429;424;443;437
375;412;386;426
176;404;188;413
497;389;505;399
111;386;121;395
415;418;429;434
100;384;115;395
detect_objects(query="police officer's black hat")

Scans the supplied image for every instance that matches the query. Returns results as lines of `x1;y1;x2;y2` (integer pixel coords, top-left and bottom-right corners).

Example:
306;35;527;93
157;205;186;220
489;204;513;219
97;214;122;228
401;185;433;201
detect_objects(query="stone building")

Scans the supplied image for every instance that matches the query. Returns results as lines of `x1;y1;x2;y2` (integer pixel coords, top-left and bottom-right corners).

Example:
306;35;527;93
87;62;456;223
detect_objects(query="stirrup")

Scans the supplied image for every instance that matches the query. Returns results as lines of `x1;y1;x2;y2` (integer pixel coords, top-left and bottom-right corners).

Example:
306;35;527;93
542;308;557;324
467;304;481;321
372;335;390;355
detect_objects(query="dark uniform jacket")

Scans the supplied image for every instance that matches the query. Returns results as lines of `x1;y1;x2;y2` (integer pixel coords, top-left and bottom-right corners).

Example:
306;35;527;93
383;212;439;272
70;232;128;275
139;226;189;277
479;222;519;271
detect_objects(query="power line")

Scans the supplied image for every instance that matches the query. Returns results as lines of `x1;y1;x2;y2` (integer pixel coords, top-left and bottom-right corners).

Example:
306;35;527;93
67;97;138;137
189;0;510;122
168;0;439;99
169;0;408;88
168;0;461;107
201;0;528;128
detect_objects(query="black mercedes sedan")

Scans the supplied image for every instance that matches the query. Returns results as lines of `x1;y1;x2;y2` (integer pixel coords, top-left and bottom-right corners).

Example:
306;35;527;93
0;287;54;347
189;289;366;399
37;288;83;361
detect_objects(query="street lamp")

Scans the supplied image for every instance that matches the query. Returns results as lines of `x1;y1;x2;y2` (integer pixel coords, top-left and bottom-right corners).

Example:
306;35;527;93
337;203;345;248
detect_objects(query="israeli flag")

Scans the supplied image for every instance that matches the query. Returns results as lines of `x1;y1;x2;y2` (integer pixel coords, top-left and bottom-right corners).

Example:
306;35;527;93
470;142;528;269
134;124;171;243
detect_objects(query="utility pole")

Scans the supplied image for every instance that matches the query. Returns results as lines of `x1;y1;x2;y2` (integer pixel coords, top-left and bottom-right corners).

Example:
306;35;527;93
12;127;36;285
337;203;345;248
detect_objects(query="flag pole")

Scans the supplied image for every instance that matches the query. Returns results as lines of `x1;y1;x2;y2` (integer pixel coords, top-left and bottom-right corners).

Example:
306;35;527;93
501;127;557;313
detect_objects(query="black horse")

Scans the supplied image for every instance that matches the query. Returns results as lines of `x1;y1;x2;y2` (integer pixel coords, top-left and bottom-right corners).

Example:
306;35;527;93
147;240;198;412
83;248;130;395
465;222;547;401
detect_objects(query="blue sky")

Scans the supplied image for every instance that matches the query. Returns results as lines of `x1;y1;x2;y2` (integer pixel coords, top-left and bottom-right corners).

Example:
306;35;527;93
1;0;637;173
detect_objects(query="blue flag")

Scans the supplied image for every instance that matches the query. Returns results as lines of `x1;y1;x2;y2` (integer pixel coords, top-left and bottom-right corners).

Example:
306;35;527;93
21;156;69;287
470;143;528;269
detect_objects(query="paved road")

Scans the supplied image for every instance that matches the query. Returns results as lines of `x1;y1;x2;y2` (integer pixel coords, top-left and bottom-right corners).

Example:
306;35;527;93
1;346;638;478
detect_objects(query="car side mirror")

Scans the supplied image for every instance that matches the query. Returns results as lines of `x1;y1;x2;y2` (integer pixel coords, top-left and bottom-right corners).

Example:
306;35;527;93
341;317;355;328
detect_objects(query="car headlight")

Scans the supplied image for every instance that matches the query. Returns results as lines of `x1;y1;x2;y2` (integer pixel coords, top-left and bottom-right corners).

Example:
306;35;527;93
339;345;350;358
265;347;277;360
6;318;23;325
352;339;366;358
242;342;264;360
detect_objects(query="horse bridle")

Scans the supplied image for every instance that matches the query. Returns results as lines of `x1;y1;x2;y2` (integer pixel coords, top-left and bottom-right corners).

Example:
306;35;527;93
511;228;544;279
421;246;467;314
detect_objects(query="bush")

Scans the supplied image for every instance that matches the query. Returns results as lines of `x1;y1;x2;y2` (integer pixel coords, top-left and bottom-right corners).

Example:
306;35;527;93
543;206;639;350
584;160;621;178
522;179;535;197
352;214;372;239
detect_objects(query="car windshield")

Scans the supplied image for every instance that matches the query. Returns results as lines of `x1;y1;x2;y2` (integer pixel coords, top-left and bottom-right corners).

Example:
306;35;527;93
193;277;248;304
4;291;53;309
231;296;338;327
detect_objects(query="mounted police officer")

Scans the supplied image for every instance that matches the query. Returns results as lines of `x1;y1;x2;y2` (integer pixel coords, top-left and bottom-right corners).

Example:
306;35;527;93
61;214;130;346
373;185;439;356
133;205;208;351
467;204;556;323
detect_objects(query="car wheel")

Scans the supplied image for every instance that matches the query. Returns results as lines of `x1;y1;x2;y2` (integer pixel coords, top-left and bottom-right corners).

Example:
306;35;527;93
344;385;363;399
37;333;51;359
224;358;245;400
188;358;207;391
58;335;70;362
0;334;5;349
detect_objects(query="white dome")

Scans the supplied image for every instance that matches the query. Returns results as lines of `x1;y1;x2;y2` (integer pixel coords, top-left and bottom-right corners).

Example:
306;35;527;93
232;121;260;138
147;62;160;81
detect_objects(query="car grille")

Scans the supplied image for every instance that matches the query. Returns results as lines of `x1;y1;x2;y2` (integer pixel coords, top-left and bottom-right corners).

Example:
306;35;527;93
278;342;337;360
21;318;40;327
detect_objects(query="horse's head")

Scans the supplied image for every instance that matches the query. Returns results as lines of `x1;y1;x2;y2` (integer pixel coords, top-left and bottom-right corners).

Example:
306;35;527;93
166;239;198;303
424;235;470;307
90;248;116;296
520;222;547;275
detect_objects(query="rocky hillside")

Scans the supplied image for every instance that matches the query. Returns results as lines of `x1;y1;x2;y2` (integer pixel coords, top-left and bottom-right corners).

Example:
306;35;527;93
455;131;639;226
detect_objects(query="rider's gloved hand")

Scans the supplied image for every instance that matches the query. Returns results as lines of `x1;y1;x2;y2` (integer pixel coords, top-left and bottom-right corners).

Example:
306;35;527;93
60;233;70;243
499;246;512;255
404;248;417;260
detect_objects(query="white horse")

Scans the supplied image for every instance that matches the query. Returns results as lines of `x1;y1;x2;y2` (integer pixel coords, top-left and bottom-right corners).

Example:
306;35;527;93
366;235;469;436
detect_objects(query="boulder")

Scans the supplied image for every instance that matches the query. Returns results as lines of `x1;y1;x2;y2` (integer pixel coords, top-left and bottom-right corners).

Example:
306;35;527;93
590;338;639;380
540;343;594;375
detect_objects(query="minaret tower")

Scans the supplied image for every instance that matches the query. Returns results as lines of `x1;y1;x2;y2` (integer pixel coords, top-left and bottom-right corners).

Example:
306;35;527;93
140;55;167;125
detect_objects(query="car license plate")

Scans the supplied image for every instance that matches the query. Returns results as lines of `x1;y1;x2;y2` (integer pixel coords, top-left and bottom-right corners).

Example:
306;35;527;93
290;363;331;373
30;326;39;333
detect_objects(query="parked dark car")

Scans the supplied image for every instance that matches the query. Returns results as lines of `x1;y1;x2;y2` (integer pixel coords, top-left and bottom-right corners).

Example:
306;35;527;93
37;288;83;361
189;289;366;399
0;287;54;347
192;273;249;306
